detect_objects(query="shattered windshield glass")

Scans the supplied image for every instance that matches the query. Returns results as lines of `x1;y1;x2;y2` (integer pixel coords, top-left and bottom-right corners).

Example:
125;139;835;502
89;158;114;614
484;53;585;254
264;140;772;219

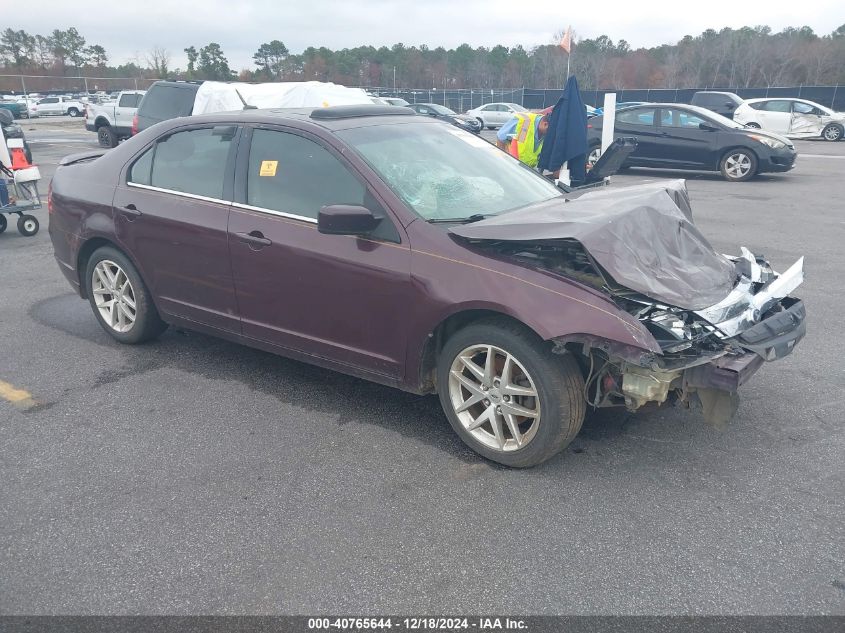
337;121;562;221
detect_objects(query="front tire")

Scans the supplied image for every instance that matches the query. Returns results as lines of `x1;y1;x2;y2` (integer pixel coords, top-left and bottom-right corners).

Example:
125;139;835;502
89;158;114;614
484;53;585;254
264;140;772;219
84;246;167;344
720;149;757;182
822;123;843;142
745;122;761;129
97;125;118;148
586;145;602;172
436;318;585;468
0;215;7;233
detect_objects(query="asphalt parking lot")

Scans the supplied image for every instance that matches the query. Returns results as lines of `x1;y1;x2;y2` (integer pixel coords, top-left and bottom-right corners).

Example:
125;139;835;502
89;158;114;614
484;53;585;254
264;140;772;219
1;120;844;615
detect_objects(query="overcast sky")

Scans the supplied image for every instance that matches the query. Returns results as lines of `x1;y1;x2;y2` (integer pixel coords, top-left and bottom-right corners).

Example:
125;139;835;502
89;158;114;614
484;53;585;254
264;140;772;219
13;0;845;73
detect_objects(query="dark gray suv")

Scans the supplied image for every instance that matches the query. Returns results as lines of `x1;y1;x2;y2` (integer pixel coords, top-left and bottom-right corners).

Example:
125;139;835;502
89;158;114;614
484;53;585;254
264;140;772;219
691;91;744;119
134;81;202;134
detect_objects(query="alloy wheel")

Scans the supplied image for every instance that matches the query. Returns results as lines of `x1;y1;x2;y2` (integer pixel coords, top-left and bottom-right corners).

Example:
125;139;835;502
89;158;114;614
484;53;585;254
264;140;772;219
823;125;842;141
724;152;752;179
448;344;541;452
587;147;602;171
92;260;137;333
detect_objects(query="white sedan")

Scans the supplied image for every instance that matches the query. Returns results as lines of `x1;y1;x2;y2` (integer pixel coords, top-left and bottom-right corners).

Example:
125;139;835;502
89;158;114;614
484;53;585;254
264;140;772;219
465;102;527;129
734;98;844;141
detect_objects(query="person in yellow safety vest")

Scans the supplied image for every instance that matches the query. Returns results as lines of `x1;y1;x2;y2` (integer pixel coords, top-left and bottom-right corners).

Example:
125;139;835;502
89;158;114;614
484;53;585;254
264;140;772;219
495;112;550;168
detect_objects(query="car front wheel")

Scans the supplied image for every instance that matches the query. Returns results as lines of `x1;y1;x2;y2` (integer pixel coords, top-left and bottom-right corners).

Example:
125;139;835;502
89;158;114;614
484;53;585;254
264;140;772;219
436;318;585;467
720;149;757;182
85;246;167;344
822;123;843;142
586;145;602;171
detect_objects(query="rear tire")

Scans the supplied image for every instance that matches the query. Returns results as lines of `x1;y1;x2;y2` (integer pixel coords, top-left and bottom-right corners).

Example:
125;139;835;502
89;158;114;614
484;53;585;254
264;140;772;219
745;122;761;129
720;149;757;182
97;125;118;148
0;215;7;233
67;107;80;117
822;123;843;142
436;318;585;468
17;214;39;236
84;246;167;344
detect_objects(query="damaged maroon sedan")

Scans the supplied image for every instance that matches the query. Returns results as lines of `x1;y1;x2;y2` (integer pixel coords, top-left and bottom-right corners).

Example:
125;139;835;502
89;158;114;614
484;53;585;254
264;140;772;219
48;105;806;467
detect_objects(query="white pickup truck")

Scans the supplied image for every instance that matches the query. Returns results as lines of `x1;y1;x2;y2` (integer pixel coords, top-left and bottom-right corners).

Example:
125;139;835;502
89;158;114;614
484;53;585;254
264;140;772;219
31;96;86;118
84;91;145;147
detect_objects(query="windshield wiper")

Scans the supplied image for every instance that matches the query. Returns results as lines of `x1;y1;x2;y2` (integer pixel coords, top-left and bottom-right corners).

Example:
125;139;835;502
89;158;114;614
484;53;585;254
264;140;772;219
427;214;488;224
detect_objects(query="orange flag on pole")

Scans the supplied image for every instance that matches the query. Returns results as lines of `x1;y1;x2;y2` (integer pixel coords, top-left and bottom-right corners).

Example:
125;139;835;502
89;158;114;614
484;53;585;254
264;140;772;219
560;26;572;54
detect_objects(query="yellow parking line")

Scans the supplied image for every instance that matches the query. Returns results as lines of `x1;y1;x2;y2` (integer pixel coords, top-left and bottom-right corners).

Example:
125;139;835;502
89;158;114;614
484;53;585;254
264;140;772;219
0;380;37;410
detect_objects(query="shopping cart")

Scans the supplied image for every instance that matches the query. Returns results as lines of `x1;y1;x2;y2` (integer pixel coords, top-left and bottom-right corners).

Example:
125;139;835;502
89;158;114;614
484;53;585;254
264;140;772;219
0;139;42;237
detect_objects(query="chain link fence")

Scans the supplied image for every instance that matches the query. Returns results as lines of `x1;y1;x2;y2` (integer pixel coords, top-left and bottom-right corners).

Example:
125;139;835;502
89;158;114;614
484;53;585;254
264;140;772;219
3;75;842;113
0;74;159;96
369;86;844;112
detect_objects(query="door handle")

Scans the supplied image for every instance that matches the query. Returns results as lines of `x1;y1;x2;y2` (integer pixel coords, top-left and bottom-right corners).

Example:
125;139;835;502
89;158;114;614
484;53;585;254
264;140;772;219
236;231;272;247
120;203;141;217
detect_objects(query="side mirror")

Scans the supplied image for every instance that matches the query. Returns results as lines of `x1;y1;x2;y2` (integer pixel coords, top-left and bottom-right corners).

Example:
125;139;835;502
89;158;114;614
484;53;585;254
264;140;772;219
699;122;719;132
318;205;382;236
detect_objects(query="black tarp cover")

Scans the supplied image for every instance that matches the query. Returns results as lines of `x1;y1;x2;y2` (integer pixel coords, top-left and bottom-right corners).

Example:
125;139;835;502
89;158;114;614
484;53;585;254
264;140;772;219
450;180;737;310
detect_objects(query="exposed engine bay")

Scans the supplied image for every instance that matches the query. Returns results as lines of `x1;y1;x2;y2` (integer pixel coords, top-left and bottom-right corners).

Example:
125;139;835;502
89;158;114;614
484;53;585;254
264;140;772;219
451;180;806;425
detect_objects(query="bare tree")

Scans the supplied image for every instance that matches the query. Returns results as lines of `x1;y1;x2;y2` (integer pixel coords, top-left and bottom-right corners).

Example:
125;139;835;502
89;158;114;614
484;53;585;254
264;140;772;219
145;46;171;78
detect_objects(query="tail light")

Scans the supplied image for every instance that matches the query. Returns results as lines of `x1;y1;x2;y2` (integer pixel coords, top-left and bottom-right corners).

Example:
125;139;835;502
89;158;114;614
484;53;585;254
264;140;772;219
587;124;593;129
131;113;138;135
47;181;53;214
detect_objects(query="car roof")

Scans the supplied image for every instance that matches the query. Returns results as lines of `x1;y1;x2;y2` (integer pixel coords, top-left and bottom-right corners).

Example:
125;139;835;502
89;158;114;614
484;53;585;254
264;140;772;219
743;97;819;104
154;105;429;132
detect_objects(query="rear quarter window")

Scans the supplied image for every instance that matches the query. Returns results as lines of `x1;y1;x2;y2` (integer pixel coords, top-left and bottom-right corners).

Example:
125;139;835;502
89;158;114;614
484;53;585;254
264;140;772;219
140;85;196;121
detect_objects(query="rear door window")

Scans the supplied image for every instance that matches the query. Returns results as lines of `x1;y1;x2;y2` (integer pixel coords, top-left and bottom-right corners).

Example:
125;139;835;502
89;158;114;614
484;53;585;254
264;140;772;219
128;126;236;200
762;100;791;113
141;85;195;120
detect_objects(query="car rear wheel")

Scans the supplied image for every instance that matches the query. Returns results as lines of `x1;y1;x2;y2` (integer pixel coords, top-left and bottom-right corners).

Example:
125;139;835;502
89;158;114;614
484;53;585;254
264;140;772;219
745;122;761;129
822;123;843;142
436;318;585;467
97;125;118;148
720;149;757;182
0;215;7;233
85;246;167;344
67;107;80;117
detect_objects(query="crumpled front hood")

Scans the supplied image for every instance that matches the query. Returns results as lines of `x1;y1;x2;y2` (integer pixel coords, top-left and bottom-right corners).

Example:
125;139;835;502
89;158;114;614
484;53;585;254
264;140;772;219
450;180;737;311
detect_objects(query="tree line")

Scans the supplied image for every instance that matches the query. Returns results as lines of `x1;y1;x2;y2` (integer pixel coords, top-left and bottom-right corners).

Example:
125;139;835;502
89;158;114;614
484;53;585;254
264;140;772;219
2;24;845;90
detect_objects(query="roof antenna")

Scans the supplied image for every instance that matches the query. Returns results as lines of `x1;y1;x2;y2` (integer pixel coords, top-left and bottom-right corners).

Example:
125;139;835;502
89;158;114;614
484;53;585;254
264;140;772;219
235;89;257;110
